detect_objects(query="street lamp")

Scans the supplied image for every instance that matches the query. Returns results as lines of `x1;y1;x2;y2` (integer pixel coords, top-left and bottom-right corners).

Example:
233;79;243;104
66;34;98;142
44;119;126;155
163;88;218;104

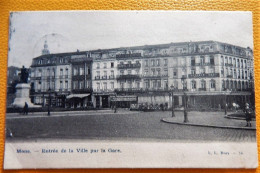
48;87;51;116
170;85;175;117
181;76;189;123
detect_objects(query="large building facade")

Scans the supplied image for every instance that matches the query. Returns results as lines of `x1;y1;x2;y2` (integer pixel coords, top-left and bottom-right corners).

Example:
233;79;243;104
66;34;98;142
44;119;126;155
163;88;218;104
29;40;254;110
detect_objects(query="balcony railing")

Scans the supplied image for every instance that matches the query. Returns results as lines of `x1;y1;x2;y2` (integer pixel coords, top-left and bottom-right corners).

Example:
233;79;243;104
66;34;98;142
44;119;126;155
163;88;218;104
226;75;233;78
142;74;168;79
94;75;115;80
188;73;220;78
116;74;141;80
101;76;107;80
195;62;212;66
225;63;233;67
198;88;206;91
117;63;141;69
115;88;185;93
94;89;115;93
109;75;115;79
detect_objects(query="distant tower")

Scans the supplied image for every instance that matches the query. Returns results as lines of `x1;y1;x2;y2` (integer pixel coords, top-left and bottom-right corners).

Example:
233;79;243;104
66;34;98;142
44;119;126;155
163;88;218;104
42;40;50;55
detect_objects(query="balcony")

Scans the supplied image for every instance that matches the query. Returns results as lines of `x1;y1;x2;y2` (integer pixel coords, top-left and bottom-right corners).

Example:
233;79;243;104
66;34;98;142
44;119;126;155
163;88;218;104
226;75;233;78
143;74;168;79
115;88;185;93
225;63;233;67
188;73;220;78
117;63;141;69
109;75;115;79
101;76;107;80
95;76;100;80
116;74;141;80
195;62;212;66
94;89;115;93
198;88;206;91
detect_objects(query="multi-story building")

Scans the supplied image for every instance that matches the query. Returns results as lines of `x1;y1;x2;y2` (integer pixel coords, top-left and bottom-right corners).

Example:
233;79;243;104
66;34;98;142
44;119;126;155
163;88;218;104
113;41;254;109
28;40;254;110
30;42;72;107
92;50;117;108
69;53;93;108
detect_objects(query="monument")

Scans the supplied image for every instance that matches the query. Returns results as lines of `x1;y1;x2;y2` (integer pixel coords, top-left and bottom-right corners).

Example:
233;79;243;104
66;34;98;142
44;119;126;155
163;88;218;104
11;66;40;108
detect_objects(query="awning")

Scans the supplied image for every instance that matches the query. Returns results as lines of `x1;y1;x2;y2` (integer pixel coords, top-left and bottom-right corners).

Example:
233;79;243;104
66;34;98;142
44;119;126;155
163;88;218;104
66;94;90;99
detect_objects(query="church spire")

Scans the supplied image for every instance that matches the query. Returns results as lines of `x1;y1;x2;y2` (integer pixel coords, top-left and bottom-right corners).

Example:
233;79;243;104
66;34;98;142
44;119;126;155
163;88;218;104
42;40;50;55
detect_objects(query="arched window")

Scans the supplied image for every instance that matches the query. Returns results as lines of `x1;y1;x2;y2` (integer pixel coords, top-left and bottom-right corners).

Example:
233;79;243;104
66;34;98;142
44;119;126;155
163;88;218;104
191;57;195;66
201;80;206;89
210;79;216;89
65;68;68;76
210;56;214;65
200;56;205;65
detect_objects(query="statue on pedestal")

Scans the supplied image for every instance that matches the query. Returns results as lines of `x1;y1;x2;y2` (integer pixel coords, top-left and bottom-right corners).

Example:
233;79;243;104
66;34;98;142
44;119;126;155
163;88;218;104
20;66;29;83
11;66;40;108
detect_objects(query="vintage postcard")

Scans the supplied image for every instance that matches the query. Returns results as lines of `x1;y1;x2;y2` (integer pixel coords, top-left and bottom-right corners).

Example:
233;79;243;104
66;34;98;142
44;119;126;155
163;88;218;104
4;11;257;169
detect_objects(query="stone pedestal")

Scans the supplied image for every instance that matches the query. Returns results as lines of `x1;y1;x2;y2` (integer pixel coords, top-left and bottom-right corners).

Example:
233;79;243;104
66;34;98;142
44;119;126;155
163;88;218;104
11;83;41;108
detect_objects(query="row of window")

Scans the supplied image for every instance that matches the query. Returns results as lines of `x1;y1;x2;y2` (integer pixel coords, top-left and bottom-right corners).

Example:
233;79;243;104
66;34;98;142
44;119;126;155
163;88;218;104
72;81;91;90
221;68;248;79
73;67;91;76
36;57;69;65
33;68;69;77
144;59;168;67
190;80;215;89
144;68;168;76
36;80;69;90
191;56;215;66
221;56;248;68
96;62;114;69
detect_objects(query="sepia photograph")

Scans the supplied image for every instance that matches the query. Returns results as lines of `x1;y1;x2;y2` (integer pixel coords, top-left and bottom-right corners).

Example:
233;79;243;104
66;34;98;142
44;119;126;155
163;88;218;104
4;11;257;169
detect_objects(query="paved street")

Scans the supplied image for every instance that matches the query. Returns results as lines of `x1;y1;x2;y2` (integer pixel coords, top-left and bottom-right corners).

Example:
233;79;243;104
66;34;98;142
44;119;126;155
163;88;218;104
6;110;256;142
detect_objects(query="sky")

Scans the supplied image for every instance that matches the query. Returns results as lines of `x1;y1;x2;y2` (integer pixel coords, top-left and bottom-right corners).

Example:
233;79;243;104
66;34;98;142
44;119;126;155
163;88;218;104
8;11;253;68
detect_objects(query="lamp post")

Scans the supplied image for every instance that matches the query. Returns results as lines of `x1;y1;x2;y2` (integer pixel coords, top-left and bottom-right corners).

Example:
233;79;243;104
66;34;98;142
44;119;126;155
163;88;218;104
224;92;227;115
48;87;51;116
114;93;117;113
170;85;175;117
181;76;189;123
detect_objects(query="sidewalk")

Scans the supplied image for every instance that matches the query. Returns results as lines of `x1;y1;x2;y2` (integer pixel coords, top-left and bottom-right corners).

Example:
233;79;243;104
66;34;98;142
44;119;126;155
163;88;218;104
161;111;256;130
6;109;138;119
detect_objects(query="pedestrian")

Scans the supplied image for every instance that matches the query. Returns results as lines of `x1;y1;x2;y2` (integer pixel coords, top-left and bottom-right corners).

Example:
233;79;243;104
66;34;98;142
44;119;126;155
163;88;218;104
23;102;28;115
114;103;117;113
244;103;252;127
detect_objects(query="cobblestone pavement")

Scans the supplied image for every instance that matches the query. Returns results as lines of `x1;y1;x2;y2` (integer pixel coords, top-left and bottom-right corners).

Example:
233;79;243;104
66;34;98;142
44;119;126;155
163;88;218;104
6;110;256;142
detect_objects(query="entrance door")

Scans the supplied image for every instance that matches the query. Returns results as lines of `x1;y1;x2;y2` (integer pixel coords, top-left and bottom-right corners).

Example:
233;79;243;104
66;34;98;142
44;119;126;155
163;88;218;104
102;96;109;108
95;96;100;108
